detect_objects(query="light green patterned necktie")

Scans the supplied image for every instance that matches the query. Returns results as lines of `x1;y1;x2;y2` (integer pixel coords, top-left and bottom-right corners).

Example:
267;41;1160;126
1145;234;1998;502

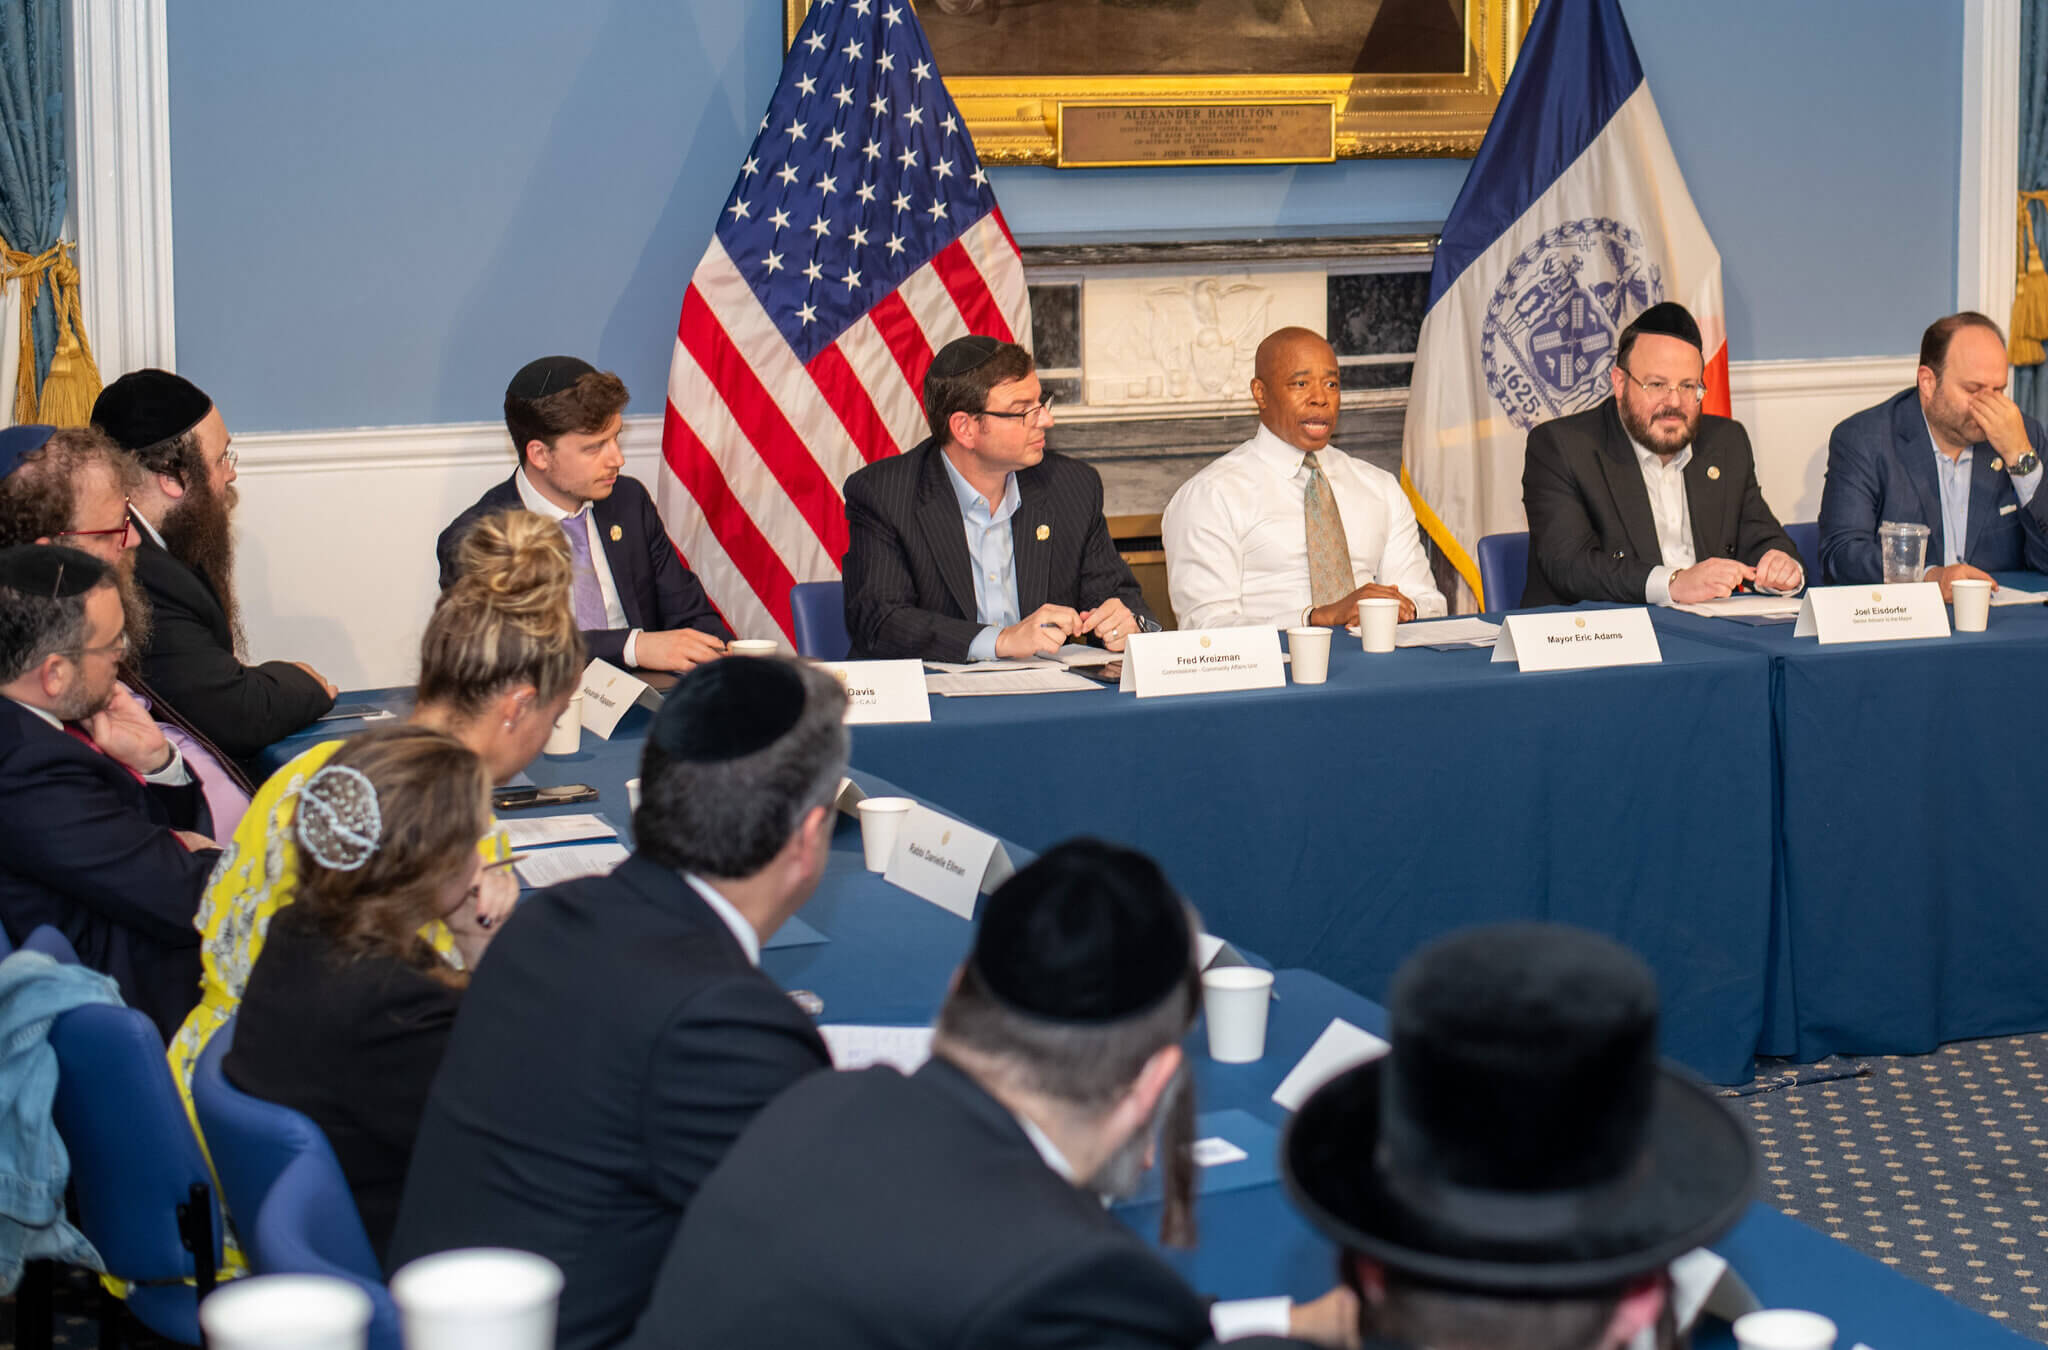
1303;453;1357;608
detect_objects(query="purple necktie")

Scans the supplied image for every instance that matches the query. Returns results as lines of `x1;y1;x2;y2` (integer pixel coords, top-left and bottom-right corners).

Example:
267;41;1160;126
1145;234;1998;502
559;516;609;630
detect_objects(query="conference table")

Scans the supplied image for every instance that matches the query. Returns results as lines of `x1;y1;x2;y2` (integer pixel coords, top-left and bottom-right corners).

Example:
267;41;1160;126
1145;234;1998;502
267;686;2032;1347
1647;575;2048;1065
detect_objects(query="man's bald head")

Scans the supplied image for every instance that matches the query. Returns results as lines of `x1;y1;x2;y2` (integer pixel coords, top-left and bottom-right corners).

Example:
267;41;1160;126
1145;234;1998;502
1251;328;1341;453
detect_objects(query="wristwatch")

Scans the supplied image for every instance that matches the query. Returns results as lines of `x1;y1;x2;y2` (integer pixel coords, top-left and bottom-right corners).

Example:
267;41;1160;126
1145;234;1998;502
2011;451;2040;477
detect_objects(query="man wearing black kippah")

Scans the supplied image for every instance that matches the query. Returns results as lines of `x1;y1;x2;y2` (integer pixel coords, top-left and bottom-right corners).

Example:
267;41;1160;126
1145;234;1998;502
1522;303;1803;607
436;357;733;672
390;656;840;1350
625;839;1357;1350
0;545;220;1038
92;369;337;779
841;336;1157;660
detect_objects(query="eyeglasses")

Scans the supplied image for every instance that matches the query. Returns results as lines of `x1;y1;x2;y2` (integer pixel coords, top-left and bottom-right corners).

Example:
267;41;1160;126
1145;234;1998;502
1617;368;1709;404
977;395;1057;426
67;632;131;663
54;500;139;547
219;446;239;471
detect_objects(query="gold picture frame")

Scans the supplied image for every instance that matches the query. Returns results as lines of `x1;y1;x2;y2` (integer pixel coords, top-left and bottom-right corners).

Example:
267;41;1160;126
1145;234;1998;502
782;0;1533;166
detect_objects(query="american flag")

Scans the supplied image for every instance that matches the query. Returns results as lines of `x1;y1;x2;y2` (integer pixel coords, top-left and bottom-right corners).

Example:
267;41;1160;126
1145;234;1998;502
657;0;1032;641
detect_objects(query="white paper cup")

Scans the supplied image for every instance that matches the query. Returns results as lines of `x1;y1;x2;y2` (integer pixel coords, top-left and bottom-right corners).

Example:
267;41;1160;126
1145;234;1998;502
1287;627;1331;684
856;796;913;871
1732;1309;1836;1350
729;638;779;656
543;697;581;757
1202;966;1276;1063
1358;596;1400;654
1951;577;1992;632
390;1249;564;1350
200;1275;373;1350
626;778;642;812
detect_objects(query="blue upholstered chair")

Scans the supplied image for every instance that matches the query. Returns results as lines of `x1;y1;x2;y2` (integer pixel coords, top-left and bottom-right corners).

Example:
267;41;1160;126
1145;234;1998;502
47;1002;222;1345
1784;520;1820;575
1476;532;1529;614
790;580;851;660
192;1022;399;1350
20;926;77;964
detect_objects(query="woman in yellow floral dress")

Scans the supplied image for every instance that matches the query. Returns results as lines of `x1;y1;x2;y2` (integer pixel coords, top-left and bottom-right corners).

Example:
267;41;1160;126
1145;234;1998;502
167;509;585;1145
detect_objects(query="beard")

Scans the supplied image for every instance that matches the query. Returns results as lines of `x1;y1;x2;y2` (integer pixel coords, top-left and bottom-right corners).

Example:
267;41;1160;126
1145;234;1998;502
113;557;153;654
161;474;241;653
1926;391;1983;450
1088;1060;1197;1247
1617;394;1698;457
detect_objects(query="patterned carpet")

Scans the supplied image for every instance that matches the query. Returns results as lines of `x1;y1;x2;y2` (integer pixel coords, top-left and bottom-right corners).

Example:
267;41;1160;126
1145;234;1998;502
6;1036;2047;1348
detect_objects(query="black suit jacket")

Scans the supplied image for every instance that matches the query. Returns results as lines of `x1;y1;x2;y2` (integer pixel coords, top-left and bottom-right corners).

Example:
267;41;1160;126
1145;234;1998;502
841;437;1154;661
387;855;828;1350
0;696;216;1038
1521;400;1800;606
133;533;334;781
435;473;732;667
224;907;460;1267
624;1056;1215;1350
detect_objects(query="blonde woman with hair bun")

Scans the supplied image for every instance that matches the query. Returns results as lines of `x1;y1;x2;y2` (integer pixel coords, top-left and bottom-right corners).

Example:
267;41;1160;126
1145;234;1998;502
168;509;587;1224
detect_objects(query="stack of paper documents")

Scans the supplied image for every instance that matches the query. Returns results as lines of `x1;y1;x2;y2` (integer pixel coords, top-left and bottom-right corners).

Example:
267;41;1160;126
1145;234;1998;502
1673;594;1804;620
1991;586;2047;607
1390;616;1502;650
925;667;1104;696
508;812;628;888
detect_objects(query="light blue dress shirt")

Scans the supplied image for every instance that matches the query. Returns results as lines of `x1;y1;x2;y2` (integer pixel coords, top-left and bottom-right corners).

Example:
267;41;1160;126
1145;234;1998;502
1924;412;2043;567
940;454;1022;662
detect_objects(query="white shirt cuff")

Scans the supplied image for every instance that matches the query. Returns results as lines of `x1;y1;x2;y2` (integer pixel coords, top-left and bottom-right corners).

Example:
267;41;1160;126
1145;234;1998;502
967;624;1001;662
141;744;192;787
1645;565;1674;607
622;629;642;668
1209;1297;1292;1341
2012;463;2044;507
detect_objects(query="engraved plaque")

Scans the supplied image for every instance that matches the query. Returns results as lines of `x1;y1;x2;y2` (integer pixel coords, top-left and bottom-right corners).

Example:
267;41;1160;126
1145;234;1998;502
1057;102;1337;168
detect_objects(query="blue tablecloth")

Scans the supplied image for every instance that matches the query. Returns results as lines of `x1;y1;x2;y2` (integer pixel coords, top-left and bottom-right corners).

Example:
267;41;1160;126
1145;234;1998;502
1650;578;2048;1062
850;633;1778;1084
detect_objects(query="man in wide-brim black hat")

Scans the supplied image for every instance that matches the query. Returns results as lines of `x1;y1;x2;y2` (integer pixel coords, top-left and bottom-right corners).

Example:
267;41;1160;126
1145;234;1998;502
1282;922;1758;1350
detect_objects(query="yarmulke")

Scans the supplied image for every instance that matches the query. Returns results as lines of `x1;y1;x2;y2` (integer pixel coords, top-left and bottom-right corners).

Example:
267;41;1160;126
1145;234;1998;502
507;356;598;401
0;425;57;479
1622;302;1703;352
926;335;1003;380
92;370;213;451
971;839;1192;1024
0;544;107;599
649;656;808;762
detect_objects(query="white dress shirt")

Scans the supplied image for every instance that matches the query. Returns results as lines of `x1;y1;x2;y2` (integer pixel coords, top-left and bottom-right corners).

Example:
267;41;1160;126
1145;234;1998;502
684;872;760;967
1633;439;1696;607
937;455;1024;662
1003;1100;1291;1341
515;466;641;667
1163;424;1447;628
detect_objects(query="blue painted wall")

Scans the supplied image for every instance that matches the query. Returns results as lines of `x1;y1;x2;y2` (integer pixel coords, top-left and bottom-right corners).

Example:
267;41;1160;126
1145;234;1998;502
165;0;1965;432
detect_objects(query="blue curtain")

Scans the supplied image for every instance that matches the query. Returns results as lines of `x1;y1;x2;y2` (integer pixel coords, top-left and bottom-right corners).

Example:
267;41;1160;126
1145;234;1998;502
0;0;66;384
2018;0;2048;422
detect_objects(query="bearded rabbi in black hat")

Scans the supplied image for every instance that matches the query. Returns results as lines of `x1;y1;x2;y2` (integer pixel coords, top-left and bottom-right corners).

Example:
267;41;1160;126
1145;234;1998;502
840;333;1158;662
624;837;1361;1350
1521;300;1805;608
1281;923;1758;1350
91;369;337;779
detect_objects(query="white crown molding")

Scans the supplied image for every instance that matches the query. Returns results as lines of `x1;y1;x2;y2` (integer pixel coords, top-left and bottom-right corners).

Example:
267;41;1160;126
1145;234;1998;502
232;413;667;475
1958;0;2021;323
68;0;177;381
1726;354;1918;401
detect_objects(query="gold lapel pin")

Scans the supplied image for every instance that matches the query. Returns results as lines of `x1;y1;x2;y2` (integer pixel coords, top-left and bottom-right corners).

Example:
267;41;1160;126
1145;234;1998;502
1035;524;1050;542
1993;457;2005;472
609;524;623;542
1706;465;1721;481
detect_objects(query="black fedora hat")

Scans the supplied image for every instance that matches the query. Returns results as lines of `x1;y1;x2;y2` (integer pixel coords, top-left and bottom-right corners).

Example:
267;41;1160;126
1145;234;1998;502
1282;923;1754;1293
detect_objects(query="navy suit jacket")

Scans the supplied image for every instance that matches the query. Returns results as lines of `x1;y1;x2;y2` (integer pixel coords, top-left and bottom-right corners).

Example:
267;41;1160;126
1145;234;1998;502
133;533;334;781
1521;399;1800;606
624;1056;1216;1350
1817;388;2048;582
387;855;829;1350
0;696;217;1039
435;473;732;667
841;437;1153;661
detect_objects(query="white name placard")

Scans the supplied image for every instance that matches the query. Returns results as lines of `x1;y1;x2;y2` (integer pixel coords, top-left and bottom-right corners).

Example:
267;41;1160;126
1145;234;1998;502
882;803;1016;919
1793;582;1949;644
1491;608;1662;672
579;658;652;739
1118;627;1286;698
819;659;931;724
